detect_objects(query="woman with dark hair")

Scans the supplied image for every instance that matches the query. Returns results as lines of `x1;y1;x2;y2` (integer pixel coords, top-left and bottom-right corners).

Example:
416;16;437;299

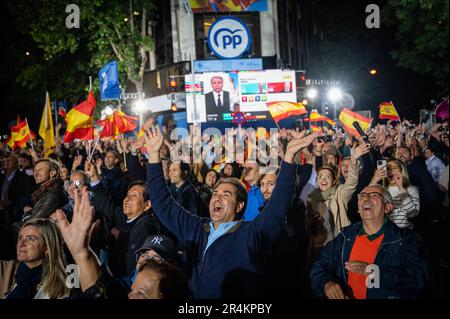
198;169;220;207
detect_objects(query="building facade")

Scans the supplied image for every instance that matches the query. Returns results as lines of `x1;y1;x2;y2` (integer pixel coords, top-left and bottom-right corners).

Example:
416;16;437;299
139;0;322;112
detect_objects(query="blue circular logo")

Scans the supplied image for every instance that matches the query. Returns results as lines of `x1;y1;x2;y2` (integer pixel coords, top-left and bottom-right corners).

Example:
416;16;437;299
233;112;246;125
207;17;251;60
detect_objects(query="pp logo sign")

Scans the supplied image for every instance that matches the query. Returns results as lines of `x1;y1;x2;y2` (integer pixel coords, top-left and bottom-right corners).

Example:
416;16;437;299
207;17;251;59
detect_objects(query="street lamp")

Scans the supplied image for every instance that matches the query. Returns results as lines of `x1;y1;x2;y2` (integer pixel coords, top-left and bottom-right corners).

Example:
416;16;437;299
328;87;342;102
133;99;146;127
306;88;318;100
327;87;343;120
369;68;378;76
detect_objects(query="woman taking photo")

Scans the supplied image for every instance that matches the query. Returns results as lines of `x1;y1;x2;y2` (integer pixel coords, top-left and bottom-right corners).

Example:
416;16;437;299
370;158;420;229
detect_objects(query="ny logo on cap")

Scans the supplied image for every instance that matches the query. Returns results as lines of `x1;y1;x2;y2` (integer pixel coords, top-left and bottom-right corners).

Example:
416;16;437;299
151;236;163;245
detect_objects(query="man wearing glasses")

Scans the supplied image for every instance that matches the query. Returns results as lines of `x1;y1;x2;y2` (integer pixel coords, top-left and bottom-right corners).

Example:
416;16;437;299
309;184;430;299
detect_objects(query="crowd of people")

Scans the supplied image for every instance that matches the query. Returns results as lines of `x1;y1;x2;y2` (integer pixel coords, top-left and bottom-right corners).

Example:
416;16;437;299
0;115;448;299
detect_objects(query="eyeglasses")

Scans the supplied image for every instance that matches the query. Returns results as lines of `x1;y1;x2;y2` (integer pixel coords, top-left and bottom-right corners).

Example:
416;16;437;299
318;174;333;181
357;192;383;200
69;180;84;187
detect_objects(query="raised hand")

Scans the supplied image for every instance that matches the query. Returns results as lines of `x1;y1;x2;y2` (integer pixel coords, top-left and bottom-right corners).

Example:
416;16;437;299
143;126;164;163
84;161;100;182
72;155;83;172
350;142;371;163
284;131;320;164
370;166;387;185
55;187;95;260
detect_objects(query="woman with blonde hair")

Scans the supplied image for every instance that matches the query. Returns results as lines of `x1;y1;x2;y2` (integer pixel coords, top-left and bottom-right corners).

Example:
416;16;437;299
370;158;420;229
0;218;69;299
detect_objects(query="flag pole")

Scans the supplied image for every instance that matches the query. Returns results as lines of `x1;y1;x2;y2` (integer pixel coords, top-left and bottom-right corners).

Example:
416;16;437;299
53;101;58;137
25;117;34;152
122;134;128;171
89;76;92;91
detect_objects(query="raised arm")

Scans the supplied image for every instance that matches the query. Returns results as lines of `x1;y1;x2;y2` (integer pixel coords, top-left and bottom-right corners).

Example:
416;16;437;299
338;142;370;200
55;187;101;292
251;131;319;247
144;126;204;245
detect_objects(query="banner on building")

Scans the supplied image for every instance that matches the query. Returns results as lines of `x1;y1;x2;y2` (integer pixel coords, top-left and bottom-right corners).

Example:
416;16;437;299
188;0;268;12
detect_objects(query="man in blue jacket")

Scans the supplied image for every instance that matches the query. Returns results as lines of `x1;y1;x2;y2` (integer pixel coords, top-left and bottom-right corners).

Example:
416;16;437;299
144;127;319;298
309;184;430;299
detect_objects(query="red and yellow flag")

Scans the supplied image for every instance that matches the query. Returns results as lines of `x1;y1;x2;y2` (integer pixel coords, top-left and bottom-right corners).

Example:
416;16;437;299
97;110;139;138
7;116;36;149
309;110;336;126
266;101;307;123
64;91;96;142
338;108;372;137
379;101;400;121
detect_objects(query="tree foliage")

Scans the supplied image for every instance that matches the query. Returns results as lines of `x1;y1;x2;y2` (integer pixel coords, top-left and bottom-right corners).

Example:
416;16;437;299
383;0;449;95
7;0;156;99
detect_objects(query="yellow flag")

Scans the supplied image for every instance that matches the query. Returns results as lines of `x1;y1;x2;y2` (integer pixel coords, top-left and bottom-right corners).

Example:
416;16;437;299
39;92;55;157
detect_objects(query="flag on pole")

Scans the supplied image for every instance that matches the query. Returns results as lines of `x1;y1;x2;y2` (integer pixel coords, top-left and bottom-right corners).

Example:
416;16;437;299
6;116;36;149
39;92;55;157
99;61;121;101
379;101;400;121
97;110;139;138
338;108;372;137
64;91;96;142
266;101;307;123
309;110;336;126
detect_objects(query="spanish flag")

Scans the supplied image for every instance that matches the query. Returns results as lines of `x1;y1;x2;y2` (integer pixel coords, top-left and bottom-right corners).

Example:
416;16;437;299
97;110;139;138
39;92;55;157
6;116;36;149
64;91;96;142
338;108;372;137
310;110;336;126
266;101;307;123
379;101;400;121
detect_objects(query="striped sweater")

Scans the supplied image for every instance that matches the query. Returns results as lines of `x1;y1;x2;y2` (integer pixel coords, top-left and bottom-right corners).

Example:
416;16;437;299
387;185;420;229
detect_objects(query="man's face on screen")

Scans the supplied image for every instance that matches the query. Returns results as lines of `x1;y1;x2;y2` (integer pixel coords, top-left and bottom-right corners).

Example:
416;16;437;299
211;77;224;93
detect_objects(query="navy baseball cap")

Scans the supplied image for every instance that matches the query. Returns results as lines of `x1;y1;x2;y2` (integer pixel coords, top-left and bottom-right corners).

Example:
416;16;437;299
135;235;177;262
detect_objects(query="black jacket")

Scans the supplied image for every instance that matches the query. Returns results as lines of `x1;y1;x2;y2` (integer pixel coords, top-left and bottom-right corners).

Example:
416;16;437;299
0;170;35;222
205;90;230;120
169;181;208;217
23;181;67;223
112;212;160;276
101;166;129;207
95;181;159;277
